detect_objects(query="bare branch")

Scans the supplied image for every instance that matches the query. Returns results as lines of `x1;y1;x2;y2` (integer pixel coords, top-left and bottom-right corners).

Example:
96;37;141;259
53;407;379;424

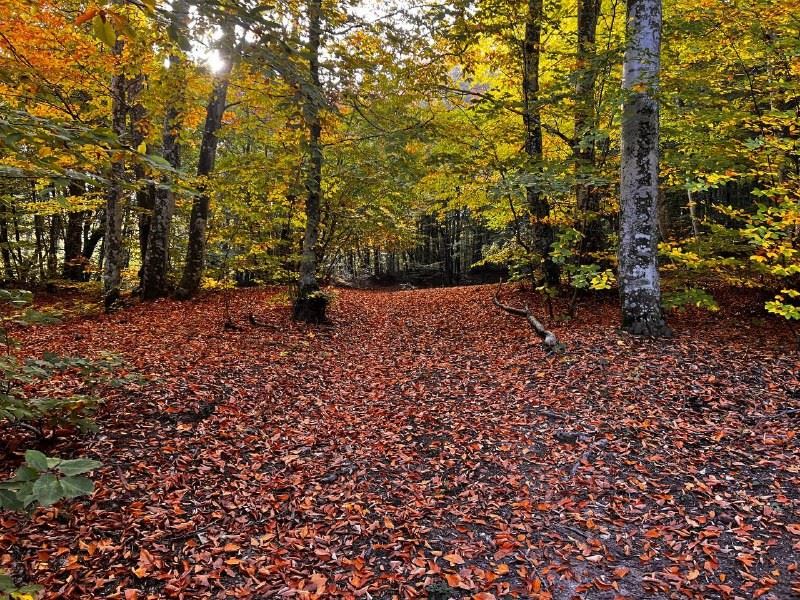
493;281;561;351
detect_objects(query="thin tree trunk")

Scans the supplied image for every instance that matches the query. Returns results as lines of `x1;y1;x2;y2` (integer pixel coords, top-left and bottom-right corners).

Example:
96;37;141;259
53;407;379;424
128;74;153;282
687;187;700;241
523;0;559;286
618;0;670;336
64;181;86;280
34;214;45;282
0;199;13;282
293;0;327;322
103;39;127;310
47;213;60;280
178;24;235;298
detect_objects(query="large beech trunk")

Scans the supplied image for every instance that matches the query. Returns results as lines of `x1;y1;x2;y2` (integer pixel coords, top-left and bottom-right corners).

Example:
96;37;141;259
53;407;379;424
618;0;670;336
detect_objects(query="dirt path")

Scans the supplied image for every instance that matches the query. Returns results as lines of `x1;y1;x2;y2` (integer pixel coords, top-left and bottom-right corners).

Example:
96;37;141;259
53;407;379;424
1;286;798;599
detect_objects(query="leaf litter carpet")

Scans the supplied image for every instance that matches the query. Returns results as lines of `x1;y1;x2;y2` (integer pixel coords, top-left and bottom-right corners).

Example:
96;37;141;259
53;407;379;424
1;285;798;599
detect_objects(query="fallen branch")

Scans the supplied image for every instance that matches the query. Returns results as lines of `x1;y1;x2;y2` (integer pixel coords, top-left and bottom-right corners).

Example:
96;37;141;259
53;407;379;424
493;281;561;351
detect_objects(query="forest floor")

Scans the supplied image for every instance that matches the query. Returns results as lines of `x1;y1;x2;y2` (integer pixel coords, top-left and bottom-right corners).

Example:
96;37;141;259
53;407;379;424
1;284;799;600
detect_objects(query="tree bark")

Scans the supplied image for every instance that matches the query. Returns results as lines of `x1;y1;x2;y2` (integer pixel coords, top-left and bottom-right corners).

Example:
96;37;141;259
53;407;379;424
103;39;127;310
0;199;13;282
142;1;187;300
575;0;603;255
63;182;86;281
177;24;235;298
293;0;328;323
47;213;60;280
523;0;559;286
618;0;670;336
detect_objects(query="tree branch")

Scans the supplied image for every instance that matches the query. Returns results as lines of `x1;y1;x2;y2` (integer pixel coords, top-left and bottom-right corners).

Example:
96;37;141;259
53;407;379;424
493;281;560;351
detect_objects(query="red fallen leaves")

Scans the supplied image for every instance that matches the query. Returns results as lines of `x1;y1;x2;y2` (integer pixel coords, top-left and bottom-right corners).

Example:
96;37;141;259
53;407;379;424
0;284;798;599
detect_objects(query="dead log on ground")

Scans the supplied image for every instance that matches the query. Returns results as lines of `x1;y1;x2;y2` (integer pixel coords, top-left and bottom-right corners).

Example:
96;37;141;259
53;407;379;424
493;281;561;351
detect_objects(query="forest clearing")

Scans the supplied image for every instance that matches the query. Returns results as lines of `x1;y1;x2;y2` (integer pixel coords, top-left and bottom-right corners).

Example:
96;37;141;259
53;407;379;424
1;0;800;597
0;285;797;599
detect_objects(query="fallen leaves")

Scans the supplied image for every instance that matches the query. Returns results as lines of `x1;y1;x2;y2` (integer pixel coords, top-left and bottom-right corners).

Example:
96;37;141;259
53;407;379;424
0;285;797;599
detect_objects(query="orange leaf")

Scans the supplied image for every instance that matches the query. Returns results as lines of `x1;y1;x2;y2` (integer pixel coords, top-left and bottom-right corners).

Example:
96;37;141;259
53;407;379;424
494;563;509;575
443;553;465;565
76;7;99;26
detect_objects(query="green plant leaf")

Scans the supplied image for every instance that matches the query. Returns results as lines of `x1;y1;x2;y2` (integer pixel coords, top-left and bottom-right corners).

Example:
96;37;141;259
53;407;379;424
57;459;101;476
59;476;94;499
12;466;38;482
31;473;63;507
23;450;48;472
0;489;24;511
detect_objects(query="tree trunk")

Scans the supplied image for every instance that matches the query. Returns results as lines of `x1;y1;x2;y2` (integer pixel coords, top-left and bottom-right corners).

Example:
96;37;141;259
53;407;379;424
293;0;328;323
178;25;235;298
47;213;60;280
34;214;45;282
575;0;603;255
103;40;127;310
64;182;86;281
142;3;187;300
128;74;154;283
687;187;700;241
618;0;670;336
523;0;559;286
0;199;13;282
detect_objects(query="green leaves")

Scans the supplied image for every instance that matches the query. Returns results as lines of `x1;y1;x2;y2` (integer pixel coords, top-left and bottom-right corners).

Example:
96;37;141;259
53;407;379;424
23;450;48;472
662;287;719;313
0;451;101;511
57;458;103;477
